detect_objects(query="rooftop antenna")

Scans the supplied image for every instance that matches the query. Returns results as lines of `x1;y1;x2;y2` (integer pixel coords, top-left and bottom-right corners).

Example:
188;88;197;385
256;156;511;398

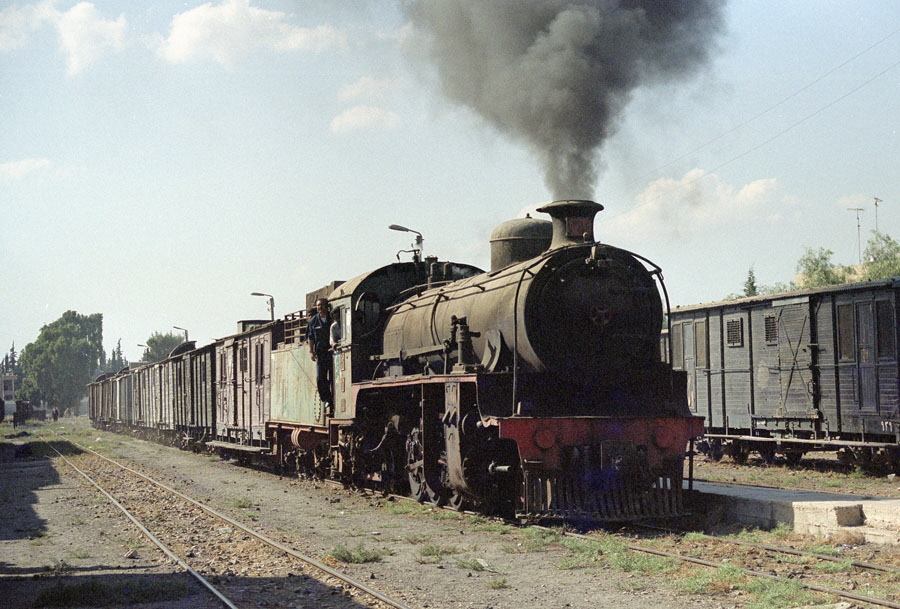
874;197;882;233
848;208;864;264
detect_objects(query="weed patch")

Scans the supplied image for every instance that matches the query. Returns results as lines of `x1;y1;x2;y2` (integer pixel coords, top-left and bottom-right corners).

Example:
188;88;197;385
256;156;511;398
328;543;388;564
677;564;745;595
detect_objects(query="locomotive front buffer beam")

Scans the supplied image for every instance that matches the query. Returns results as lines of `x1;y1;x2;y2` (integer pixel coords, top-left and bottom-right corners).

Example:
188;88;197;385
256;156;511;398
496;415;704;521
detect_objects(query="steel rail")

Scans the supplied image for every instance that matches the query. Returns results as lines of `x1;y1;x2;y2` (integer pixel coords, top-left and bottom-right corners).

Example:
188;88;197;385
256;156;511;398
634;522;900;574
57;435;415;609
556;527;900;609
40;437;239;609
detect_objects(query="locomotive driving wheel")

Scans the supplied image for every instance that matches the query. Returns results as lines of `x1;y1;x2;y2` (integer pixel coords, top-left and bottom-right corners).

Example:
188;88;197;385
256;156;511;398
406;427;444;505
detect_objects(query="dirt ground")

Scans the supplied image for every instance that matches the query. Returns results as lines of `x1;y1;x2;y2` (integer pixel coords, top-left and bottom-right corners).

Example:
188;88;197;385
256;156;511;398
0;417;742;609
3;416;886;609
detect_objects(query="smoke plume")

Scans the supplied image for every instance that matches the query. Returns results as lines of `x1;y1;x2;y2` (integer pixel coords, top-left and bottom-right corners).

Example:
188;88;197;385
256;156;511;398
406;1;726;199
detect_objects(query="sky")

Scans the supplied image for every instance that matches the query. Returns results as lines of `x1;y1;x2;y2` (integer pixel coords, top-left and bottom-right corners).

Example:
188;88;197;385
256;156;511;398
2;0;898;363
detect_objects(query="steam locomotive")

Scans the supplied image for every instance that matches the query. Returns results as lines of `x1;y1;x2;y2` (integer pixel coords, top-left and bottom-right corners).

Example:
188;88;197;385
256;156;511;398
91;200;702;520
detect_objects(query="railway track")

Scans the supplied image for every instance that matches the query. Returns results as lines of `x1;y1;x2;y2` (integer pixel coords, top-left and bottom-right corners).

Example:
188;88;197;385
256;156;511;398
41;435;414;609
608;523;900;608
361;480;900;608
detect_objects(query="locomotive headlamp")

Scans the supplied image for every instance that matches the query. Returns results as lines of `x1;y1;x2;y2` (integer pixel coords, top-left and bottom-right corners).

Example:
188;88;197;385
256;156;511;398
389;224;424;262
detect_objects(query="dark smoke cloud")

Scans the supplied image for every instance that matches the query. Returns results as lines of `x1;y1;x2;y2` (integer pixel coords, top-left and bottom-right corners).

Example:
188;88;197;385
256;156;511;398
406;0;726;199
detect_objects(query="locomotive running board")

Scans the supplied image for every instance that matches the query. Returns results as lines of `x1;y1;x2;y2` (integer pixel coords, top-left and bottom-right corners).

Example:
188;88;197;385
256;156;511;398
205;440;272;455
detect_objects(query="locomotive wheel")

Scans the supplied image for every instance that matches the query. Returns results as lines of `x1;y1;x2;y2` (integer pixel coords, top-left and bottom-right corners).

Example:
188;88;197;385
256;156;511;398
446;490;470;511
439;459;469;511
406;427;441;505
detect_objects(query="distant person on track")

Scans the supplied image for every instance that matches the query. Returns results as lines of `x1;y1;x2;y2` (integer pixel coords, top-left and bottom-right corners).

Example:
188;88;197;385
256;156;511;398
307;298;334;411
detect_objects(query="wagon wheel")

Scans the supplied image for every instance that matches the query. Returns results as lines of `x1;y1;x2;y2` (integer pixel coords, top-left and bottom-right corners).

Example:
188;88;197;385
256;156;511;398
729;441;750;465
757;443;776;464
406;427;442;505
784;450;804;467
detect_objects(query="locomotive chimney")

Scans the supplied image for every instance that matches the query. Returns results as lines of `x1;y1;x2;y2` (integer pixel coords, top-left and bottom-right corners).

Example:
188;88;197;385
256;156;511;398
536;200;604;249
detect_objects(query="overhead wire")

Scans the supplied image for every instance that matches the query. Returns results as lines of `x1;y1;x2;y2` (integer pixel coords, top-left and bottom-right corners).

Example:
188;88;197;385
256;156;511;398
599;25;900;220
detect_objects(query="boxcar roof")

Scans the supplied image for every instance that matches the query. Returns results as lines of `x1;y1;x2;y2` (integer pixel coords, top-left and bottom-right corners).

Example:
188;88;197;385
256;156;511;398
671;276;900;314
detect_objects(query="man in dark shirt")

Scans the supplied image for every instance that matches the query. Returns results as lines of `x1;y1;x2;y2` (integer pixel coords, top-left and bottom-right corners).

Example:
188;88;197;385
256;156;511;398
307;298;334;409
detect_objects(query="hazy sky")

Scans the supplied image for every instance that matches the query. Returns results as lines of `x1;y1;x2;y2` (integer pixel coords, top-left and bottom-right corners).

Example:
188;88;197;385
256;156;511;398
2;0;898;362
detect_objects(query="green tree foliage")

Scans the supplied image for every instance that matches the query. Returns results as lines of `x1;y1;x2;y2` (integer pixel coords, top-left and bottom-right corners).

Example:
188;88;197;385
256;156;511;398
17;311;104;409
861;231;900;280
743;266;759;297
794;247;849;288
2;343;21;376
140;332;185;362
103;339;128;373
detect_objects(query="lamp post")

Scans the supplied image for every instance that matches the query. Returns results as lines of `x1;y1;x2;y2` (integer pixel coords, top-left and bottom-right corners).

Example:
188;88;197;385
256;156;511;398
388;224;424;262
847;208;864;265
251;292;275;321
173;326;189;342
137;344;148;362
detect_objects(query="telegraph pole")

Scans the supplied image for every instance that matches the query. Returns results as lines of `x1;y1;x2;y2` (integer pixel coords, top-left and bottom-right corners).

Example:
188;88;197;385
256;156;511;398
848;207;864;264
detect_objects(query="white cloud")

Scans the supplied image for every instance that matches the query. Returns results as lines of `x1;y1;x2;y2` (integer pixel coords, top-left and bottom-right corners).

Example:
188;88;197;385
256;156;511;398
154;0;345;67
57;2;126;75
0;1;60;52
604;169;779;241
338;76;398;103
330;105;399;135
0;2;125;75
0;158;51;182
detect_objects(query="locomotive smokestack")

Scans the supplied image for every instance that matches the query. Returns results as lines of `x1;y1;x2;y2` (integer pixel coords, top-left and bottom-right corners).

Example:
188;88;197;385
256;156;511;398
536;199;603;249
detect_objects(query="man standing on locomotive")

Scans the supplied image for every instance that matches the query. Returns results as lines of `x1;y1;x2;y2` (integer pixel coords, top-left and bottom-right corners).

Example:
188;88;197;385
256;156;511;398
307;298;334;411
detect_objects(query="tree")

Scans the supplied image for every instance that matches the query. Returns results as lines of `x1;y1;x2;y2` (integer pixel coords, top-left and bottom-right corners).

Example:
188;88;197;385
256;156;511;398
861;231;900;281
17;311;104;410
2;343;21;376
140;332;185;362
103;339;128;373
795;247;848;288
743;266;759;297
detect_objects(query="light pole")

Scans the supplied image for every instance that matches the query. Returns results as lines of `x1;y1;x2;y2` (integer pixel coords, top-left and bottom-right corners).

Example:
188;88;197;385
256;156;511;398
388;224;424;262
137;344;148;362
847;208;864;265
251;292;275;321
173;326;189;342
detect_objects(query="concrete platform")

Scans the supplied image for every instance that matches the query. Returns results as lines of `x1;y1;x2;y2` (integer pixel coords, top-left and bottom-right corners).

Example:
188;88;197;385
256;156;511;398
687;481;900;545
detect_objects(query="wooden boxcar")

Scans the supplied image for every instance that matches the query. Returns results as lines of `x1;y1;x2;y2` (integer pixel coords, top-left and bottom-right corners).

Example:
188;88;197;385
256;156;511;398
668;278;900;468
168;341;216;448
213;320;283;448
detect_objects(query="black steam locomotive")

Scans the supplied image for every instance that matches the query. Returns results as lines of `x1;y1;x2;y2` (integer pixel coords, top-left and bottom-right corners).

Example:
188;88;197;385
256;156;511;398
91;200;702;520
